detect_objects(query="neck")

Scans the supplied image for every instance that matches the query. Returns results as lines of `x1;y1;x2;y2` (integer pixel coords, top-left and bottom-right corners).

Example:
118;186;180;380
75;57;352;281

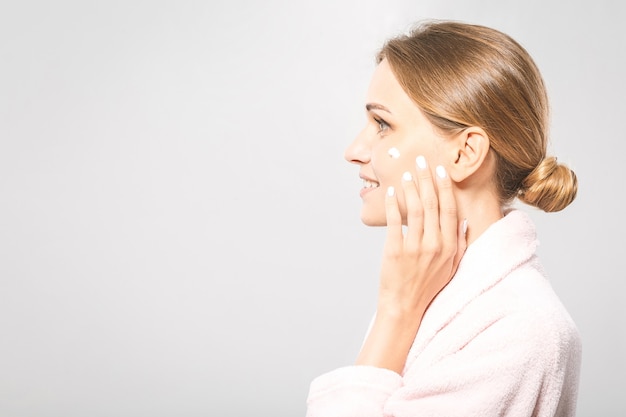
455;190;504;246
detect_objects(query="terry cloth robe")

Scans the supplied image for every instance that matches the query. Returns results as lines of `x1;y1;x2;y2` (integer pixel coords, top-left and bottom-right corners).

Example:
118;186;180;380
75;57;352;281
306;209;581;417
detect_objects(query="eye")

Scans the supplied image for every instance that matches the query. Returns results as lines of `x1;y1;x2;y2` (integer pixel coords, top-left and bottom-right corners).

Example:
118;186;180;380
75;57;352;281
373;117;390;135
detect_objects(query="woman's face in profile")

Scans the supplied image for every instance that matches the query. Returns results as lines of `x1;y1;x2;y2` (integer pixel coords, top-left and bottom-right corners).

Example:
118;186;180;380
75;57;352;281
345;59;449;226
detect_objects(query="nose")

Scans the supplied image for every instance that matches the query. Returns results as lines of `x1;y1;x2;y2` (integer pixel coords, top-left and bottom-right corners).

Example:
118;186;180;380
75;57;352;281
344;128;371;165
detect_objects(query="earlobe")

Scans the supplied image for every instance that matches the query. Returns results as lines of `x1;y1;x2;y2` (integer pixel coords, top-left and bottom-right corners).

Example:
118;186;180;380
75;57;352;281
447;127;490;183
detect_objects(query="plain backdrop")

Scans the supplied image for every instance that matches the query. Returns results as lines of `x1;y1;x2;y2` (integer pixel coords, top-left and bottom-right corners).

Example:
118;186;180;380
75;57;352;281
1;0;624;416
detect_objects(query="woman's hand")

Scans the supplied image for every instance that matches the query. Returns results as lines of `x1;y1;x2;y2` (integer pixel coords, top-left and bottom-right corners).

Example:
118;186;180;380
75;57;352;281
379;155;467;316
356;156;467;373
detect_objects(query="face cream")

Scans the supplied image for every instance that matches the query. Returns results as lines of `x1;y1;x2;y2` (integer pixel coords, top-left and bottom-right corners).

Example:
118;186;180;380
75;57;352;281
387;147;400;159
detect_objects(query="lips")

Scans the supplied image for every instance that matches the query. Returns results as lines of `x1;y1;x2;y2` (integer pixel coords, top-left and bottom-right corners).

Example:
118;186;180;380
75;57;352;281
359;175;380;197
362;179;380;189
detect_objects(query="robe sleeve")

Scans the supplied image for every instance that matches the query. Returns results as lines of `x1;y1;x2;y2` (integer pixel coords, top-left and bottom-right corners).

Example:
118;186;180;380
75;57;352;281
305;366;402;417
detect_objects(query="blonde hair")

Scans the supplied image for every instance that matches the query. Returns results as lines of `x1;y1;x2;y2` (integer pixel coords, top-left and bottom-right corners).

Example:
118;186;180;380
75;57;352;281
377;20;577;212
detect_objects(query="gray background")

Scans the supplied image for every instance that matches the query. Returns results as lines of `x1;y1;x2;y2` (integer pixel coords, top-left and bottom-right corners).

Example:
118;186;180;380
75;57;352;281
1;0;624;416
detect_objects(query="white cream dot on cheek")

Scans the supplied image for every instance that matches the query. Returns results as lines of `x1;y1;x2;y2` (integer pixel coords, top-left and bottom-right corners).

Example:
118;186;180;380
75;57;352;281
387;147;401;158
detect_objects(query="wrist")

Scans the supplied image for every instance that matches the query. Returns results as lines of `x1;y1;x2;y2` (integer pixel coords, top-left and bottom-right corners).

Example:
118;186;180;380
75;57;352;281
376;293;430;324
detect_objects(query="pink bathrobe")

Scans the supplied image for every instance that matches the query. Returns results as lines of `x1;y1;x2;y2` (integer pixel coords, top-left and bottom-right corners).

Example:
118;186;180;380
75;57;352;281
306;210;581;417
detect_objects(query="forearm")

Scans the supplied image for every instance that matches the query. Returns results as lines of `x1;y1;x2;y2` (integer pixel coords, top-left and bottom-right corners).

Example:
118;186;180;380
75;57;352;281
355;304;427;374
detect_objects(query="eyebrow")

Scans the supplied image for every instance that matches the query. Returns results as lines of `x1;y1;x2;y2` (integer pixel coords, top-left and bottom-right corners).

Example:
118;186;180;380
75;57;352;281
365;103;392;113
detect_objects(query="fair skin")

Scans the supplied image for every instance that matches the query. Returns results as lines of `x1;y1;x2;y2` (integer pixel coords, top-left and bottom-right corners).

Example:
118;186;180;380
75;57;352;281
344;59;504;374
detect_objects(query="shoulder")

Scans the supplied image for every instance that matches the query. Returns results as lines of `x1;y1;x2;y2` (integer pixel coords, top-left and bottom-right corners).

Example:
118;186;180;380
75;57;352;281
429;257;580;362
470;258;581;367
411;263;581;379
501;259;579;337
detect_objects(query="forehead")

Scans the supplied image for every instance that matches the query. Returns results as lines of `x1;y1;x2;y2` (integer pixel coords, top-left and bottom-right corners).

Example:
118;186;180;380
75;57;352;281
366;59;419;114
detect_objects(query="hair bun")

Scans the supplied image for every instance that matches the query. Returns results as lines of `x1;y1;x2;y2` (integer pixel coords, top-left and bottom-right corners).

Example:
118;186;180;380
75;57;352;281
518;156;578;212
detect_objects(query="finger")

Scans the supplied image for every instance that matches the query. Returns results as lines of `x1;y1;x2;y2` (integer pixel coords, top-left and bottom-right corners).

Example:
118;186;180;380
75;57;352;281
400;171;424;251
435;165;457;248
384;186;403;251
415;155;439;239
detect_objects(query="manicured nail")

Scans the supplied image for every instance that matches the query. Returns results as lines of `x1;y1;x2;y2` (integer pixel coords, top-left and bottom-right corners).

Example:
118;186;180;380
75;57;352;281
462;218;468;235
416;155;427;169
436;165;447;179
402;171;412;181
387;186;395;196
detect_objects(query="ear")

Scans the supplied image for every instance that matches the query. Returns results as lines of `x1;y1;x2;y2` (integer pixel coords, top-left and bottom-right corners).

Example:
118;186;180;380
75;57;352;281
446;127;490;183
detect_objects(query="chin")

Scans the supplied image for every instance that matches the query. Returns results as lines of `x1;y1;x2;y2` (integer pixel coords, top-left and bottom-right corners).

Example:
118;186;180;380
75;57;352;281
360;211;386;227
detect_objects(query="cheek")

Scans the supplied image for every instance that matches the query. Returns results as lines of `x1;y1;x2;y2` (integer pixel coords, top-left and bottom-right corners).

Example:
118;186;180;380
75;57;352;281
371;144;421;223
387;147;401;159
372;145;417;186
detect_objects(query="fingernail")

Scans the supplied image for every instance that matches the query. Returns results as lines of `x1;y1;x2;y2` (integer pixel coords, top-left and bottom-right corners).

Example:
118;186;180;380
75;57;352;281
387;186;395;196
436;165;446;179
402;171;412;181
462;218;468;235
416;155;427;169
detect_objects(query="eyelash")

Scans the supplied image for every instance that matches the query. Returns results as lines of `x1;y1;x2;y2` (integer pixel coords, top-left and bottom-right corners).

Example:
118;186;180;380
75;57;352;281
373;117;390;135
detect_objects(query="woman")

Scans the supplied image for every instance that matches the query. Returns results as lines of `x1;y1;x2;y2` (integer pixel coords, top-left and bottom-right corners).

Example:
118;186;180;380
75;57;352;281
306;21;581;416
